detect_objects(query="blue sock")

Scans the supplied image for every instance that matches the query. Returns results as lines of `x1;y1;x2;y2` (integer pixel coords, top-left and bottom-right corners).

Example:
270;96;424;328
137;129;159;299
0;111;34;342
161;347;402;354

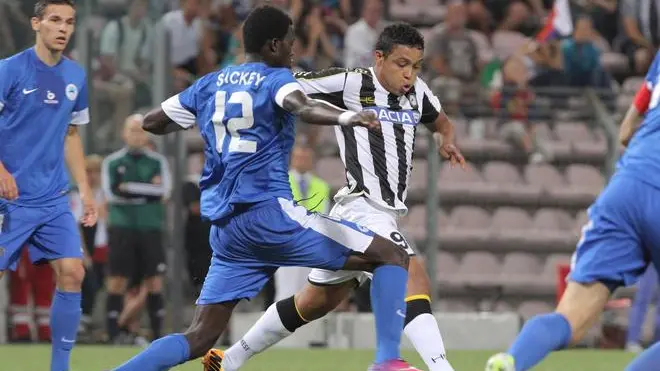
625;342;660;371
508;313;572;371
50;290;82;371
370;265;408;364
113;333;190;371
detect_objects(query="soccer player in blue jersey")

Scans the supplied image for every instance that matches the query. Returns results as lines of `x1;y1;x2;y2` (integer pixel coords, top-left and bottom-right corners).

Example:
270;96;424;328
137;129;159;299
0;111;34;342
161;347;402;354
111;5;417;371
0;1;97;371
485;51;660;371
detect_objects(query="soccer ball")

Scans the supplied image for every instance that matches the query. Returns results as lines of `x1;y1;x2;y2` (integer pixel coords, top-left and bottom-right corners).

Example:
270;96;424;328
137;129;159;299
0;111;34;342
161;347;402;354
484;353;515;371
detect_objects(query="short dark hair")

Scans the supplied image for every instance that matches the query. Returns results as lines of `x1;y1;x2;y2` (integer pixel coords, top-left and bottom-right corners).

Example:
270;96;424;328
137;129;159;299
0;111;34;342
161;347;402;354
375;23;424;57
242;5;293;54
34;0;76;19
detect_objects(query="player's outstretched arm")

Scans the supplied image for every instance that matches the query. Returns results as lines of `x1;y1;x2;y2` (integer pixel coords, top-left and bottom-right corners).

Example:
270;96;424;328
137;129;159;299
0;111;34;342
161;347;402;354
432;111;466;169
281;89;380;130
622;52;660;147
142;107;186;135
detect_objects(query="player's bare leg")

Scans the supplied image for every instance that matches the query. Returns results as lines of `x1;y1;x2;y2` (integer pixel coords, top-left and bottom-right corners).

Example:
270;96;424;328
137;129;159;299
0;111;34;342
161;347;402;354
49;257;85;371
216;256;453;371
113;301;238;371
486;281;610;371
556;282;610;343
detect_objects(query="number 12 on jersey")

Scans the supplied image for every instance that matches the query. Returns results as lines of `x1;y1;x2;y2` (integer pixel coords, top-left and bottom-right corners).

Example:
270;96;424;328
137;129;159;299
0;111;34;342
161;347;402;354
212;91;257;154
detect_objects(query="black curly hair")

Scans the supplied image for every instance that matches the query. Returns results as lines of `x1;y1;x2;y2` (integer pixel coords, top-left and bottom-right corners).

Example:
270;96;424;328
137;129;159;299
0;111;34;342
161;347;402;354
374;23;425;57
242;5;293;54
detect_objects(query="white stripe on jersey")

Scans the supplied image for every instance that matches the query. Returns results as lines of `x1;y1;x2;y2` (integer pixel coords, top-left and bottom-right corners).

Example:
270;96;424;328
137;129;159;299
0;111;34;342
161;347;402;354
402;123;416;203
70;108;90;125
295;67;442;212
162;95;196;128
277;197;372;253
274;82;303;108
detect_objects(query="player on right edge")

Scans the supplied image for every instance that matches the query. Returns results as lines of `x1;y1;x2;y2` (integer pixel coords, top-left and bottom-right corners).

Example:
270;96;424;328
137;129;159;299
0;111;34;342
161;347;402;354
485;51;660;371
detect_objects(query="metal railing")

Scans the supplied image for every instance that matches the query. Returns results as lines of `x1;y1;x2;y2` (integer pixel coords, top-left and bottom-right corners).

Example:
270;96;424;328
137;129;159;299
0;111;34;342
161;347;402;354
586;88;620;179
424;128;440;302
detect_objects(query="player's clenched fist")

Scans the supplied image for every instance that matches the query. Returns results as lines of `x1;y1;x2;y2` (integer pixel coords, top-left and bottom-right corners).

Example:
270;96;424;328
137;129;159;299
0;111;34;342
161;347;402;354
349;111;381;130
0;163;18;200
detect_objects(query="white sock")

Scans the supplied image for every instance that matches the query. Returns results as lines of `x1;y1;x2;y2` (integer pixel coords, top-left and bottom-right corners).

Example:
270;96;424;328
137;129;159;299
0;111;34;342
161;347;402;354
222;303;293;371
404;313;455;371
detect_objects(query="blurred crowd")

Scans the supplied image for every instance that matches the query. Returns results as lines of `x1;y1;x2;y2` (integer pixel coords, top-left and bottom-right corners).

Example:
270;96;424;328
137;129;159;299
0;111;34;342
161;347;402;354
2;0;660;346
0;0;653;153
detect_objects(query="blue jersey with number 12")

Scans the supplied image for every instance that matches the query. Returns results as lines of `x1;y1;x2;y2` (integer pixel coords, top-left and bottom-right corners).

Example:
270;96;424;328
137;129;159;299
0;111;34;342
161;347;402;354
162;62;303;221
618;51;660;188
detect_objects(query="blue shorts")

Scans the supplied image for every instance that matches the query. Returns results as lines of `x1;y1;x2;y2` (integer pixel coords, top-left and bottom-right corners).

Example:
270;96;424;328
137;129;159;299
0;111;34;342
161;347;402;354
197;198;375;305
570;173;660;291
0;201;82;271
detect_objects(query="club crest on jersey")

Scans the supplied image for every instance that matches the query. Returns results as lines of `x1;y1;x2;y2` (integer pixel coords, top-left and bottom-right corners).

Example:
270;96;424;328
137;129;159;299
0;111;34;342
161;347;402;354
407;94;417;108
66;84;78;101
44;90;58;105
364;107;420;126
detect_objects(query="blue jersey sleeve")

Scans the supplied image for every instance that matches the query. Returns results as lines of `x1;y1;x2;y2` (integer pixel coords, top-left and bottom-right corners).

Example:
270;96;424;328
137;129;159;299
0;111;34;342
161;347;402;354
645;51;660;90
270;69;303;109
70;80;90;125
0;60;16;113
162;73;216;128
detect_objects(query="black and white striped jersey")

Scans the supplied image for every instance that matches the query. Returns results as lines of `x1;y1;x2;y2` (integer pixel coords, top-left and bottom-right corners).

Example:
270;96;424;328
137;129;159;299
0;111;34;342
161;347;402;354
294;67;443;212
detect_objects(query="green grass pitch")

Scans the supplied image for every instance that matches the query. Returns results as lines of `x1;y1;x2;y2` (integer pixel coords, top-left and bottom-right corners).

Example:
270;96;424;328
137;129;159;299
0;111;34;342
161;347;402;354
0;345;638;371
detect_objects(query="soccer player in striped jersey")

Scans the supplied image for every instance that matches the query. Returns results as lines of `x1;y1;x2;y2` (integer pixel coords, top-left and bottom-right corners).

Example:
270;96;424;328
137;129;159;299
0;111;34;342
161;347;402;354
208;23;465;371
0;1;97;371
485;51;660;371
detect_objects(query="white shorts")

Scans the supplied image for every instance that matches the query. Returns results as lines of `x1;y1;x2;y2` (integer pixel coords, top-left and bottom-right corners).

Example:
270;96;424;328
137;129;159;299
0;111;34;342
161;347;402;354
307;196;415;286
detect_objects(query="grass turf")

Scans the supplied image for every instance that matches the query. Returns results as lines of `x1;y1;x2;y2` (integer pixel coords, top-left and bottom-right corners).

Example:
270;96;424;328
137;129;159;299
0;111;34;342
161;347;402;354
0;345;638;371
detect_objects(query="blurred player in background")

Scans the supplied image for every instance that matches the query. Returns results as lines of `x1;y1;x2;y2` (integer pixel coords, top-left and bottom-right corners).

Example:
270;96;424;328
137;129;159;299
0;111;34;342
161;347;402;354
111;5;417;371
102;114;171;343
71;154;107;340
485;51;660;371
8;248;55;343
0;1;97;370
625;265;660;352
183;152;212;296
211;23;464;371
